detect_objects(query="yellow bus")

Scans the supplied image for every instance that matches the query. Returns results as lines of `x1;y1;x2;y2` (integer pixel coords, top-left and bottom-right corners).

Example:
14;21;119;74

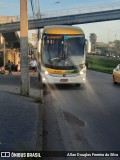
38;25;87;86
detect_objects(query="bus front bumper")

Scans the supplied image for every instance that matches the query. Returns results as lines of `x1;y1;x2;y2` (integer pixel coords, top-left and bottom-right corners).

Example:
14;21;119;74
40;72;86;84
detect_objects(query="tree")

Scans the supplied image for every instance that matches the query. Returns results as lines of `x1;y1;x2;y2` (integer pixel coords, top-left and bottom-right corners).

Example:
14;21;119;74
89;33;97;52
113;40;120;54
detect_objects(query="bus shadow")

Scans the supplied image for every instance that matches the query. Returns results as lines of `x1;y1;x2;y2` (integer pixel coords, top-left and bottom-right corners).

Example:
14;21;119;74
43;83;86;92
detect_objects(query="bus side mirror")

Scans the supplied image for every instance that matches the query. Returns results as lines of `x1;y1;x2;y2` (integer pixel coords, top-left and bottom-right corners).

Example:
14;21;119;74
85;39;89;53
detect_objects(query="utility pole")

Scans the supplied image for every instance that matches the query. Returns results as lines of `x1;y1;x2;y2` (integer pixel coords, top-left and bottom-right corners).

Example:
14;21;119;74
3;38;5;69
37;0;41;47
37;0;43;103
38;0;40;19
37;0;41;63
20;0;30;96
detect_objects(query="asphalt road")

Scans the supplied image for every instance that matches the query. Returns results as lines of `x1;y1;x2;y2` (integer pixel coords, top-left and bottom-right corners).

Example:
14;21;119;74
43;70;120;160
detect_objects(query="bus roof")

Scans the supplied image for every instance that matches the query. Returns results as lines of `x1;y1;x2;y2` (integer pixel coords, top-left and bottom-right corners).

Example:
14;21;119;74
43;25;84;35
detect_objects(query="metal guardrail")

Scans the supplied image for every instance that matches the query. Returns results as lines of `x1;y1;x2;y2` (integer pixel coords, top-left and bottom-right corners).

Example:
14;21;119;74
3;3;120;23
39;3;120;19
1;8;120;32
1;3;120;23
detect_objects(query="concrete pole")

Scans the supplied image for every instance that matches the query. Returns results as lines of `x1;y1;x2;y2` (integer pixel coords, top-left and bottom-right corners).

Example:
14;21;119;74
3;39;6;69
37;0;41;64
20;0;30;96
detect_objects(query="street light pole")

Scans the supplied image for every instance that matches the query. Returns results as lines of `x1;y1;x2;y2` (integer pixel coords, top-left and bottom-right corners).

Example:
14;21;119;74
20;0;30;96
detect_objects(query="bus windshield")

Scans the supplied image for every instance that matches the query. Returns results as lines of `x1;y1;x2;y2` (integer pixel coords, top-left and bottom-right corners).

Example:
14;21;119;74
42;34;85;69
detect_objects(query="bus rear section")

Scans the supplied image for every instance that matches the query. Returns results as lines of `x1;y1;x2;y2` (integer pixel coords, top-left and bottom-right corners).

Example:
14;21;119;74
38;25;87;86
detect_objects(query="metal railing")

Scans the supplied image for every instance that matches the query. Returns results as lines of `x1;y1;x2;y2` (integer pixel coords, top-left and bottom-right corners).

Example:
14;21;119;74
3;3;120;23
39;3;120;19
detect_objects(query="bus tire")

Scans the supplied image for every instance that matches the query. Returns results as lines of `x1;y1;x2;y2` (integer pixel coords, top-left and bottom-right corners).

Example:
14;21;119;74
38;73;40;81
40;88;44;104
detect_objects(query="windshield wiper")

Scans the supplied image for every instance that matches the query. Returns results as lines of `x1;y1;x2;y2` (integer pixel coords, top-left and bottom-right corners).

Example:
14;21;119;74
50;57;61;62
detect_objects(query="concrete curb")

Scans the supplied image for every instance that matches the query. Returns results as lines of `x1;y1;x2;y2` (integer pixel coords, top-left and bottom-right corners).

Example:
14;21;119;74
36;103;44;151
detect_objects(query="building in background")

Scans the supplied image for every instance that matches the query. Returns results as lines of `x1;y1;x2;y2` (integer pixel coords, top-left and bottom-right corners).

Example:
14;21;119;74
0;16;20;70
0;16;17;24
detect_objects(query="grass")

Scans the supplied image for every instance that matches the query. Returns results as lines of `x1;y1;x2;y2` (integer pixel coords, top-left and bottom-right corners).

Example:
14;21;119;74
86;56;120;74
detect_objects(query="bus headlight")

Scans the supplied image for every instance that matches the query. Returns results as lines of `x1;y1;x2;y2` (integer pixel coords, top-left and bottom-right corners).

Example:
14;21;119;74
80;68;86;75
43;78;46;81
41;67;49;75
80;71;84;75
45;71;48;75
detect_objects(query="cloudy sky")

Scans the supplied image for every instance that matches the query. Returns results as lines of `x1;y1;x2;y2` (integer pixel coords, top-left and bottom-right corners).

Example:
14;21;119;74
0;0;120;43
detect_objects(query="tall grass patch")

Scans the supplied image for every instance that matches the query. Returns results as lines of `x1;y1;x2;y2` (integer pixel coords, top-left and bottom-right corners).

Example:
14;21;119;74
87;56;120;74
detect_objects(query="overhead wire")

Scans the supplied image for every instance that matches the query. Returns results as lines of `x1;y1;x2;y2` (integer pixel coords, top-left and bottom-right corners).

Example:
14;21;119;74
29;0;40;47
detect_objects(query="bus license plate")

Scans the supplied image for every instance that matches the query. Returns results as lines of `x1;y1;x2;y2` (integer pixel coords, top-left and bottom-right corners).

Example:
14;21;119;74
60;79;68;82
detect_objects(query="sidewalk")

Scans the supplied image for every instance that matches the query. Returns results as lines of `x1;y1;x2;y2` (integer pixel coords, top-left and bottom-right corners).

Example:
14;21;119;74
0;71;43;153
